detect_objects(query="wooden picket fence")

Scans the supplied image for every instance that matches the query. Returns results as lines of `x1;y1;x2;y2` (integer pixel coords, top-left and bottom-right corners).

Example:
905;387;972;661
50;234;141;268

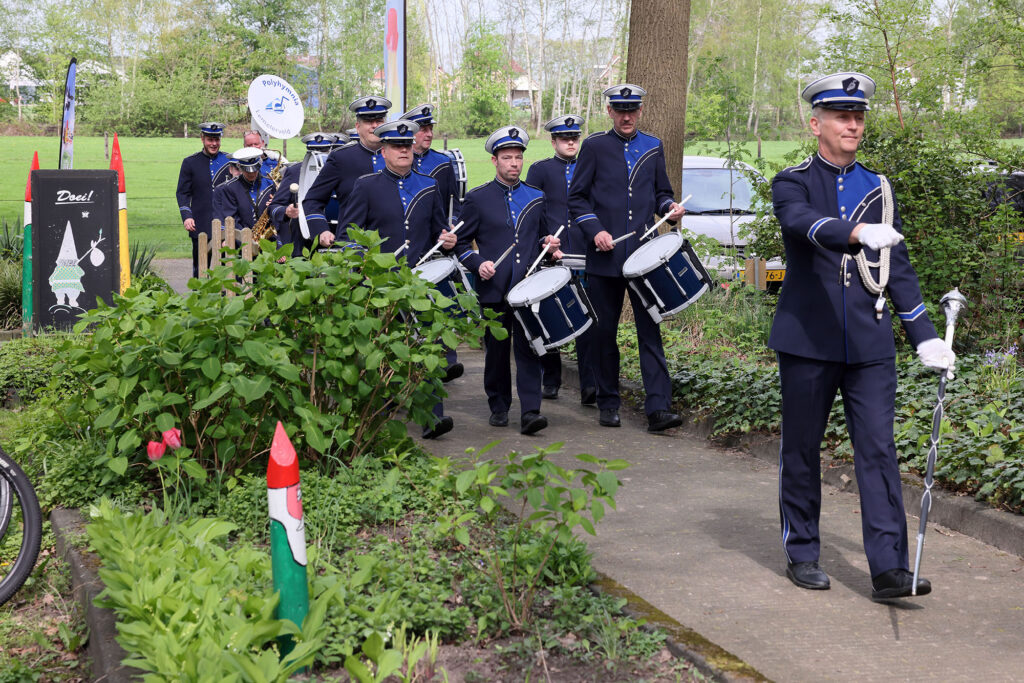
196;217;256;292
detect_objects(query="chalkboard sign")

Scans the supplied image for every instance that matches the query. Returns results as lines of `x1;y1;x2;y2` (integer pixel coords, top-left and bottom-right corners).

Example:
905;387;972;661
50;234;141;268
30;170;120;331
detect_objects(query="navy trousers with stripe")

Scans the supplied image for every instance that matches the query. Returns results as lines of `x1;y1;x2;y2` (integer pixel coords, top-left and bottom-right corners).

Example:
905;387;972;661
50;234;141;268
777;351;909;578
586;273;672;416
482;302;542;417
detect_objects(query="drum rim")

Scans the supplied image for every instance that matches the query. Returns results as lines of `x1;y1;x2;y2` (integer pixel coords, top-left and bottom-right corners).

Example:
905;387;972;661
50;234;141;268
622;231;685;278
506;265;572;305
413;256;459;281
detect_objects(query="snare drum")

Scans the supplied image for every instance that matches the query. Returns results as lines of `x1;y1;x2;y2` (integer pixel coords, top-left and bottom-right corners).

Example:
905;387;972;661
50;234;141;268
442;149;467;200
413;256;477;317
622;232;712;323
506;266;596;356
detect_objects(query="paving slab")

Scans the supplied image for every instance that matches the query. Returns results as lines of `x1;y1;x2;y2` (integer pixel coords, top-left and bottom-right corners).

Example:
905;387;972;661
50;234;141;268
416;347;1024;683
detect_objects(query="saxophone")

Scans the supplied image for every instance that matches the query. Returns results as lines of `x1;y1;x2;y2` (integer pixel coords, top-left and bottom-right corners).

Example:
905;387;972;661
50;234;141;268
252;153;286;244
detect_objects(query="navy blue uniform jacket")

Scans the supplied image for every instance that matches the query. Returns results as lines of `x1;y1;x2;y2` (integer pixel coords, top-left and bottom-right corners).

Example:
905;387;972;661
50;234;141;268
176;150;232;237
568;129;676;276
769;153;937;363
302;142;384;236
524;155;586;255
414;149;460;219
219;175;274;231
456;179;550;305
269;163;305;255
338;168;447;266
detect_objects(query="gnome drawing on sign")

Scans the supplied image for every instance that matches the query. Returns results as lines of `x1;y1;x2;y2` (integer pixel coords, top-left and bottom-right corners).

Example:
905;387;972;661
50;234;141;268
48;221;104;310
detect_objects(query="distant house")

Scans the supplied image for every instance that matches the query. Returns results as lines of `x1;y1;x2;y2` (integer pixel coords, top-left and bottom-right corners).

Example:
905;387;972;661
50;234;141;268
0;51;41;102
509;59;539;108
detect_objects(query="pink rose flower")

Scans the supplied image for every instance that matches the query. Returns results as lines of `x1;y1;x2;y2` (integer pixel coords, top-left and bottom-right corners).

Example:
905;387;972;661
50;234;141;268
147;440;166;461
162;428;183;450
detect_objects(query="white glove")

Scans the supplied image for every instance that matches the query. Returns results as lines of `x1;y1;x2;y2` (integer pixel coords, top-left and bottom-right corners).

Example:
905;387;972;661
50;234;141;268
857;223;904;250
916;337;956;379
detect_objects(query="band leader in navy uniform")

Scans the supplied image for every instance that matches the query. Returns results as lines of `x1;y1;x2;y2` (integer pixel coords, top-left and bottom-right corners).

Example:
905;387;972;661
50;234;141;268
303;95;390;249
219;147;275;231
454;126;560;436
567;84;686;433
176;121;233;276
771;72;956;601
402;104;461;221
336;120;457;439
269;132;347;257
525;114;598;406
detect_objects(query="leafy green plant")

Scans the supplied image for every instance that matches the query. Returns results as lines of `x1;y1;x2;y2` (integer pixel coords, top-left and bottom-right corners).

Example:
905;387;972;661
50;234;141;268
128;240;158;279
0;334;78;403
437;442;627;632
87;499;333;680
0;217;23;261
0;258;21;330
58;230;499;484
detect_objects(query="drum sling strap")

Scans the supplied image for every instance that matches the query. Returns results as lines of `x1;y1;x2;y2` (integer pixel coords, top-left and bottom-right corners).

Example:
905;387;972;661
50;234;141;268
841;174;894;320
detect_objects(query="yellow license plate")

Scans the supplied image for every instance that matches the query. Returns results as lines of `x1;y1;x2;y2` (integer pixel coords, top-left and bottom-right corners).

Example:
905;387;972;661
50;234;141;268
766;269;785;281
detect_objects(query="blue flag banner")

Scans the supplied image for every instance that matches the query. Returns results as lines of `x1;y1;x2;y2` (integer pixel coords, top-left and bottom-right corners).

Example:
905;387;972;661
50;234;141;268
59;58;77;170
384;0;405;119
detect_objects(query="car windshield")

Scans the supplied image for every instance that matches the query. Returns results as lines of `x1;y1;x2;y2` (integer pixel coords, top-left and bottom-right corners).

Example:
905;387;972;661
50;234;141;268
681;167;756;213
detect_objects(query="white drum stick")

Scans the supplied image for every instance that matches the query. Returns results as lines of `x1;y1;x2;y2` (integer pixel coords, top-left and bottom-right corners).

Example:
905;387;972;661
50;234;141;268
492;242;516;270
448;196;454;224
610;231;635;246
416;220;465;266
394;240;409;257
526;224;566;277
640;194;692;241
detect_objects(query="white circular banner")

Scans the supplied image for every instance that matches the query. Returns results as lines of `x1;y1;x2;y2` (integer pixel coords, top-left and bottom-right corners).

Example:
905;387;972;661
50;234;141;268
247;74;305;139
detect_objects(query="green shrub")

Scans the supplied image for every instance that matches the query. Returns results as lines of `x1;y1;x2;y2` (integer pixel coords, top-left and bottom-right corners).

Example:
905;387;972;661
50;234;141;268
0;334;77;402
59;231;499;484
0;259;20;330
0;217;23;261
128;241;158;279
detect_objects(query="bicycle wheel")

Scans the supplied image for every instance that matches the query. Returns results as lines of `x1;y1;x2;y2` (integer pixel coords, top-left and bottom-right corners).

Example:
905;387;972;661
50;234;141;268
0;474;12;539
0;447;42;606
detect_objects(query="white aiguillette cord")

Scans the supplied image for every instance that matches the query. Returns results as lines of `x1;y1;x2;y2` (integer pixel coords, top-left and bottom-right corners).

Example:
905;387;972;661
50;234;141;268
841;176;893;319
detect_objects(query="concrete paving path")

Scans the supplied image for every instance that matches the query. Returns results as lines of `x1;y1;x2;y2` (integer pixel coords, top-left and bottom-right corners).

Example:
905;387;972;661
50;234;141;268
417;347;1024;682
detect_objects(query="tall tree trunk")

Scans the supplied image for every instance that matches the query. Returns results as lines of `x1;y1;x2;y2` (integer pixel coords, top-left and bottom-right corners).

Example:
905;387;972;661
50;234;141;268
746;0;762;131
625;0;691;197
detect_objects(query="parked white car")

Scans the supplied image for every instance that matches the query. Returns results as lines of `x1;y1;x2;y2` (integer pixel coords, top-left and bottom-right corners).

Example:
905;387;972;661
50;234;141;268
679;155;784;286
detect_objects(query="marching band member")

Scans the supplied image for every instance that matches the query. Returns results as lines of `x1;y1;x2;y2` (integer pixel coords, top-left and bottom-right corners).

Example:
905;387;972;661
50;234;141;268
771;72;954;599
243;129;281;178
568;85;685;432
336;121;455;265
212;157;240;224
455;126;559;435
269;132;346;257
304;95;390;249
401;103;461;220
219;147;274;231
176;121;233;276
525;114;597;405
339;120;457;439
401;102;465;382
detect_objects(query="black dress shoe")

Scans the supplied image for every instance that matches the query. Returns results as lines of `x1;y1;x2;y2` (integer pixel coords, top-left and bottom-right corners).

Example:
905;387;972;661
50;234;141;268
580;386;597;406
542;385;559;400
599;409;620;427
647;410;682;432
422;416;454;440
871;569;931;600
443;362;464;383
520;411;548;435
786;561;831;590
488;411;509;427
